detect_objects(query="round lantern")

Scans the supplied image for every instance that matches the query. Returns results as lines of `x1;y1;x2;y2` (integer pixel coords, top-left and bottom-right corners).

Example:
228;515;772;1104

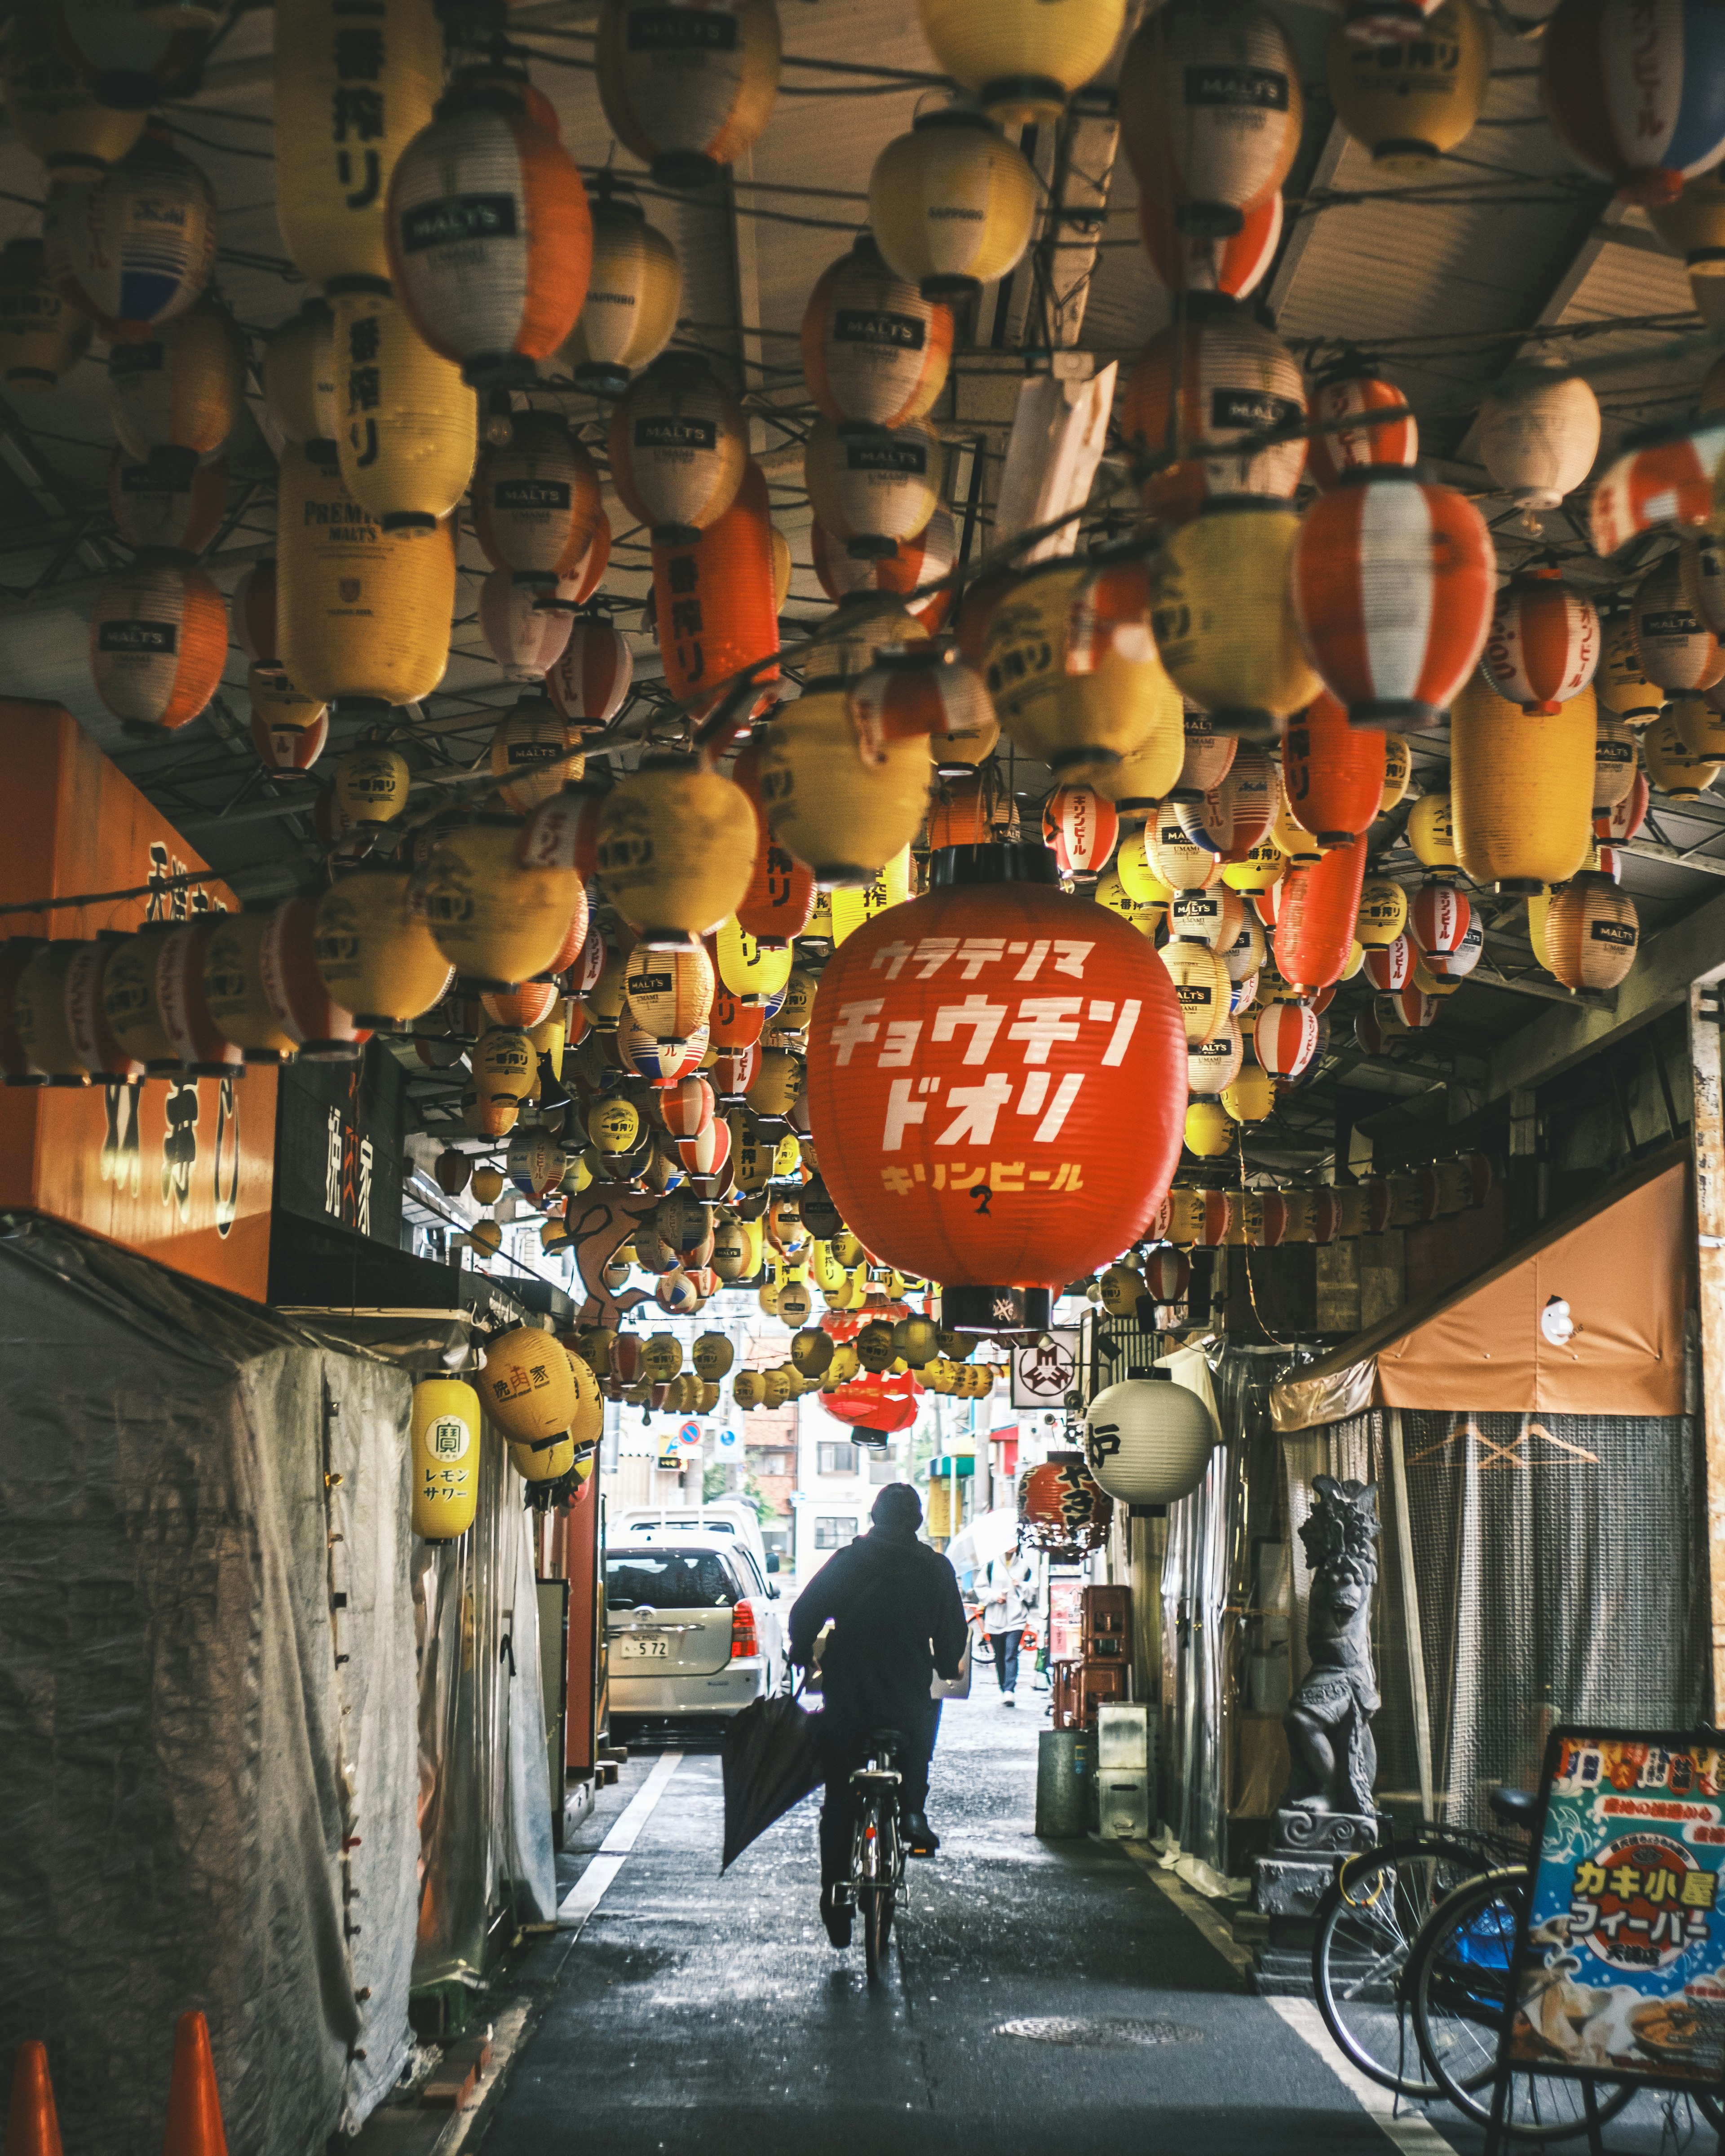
1222;841;1285;898
250;667;329;775
1408;881;1471;959
1644;709;1718;796
260;896;372;1061
482;1324;577;1445
1306;369;1419;489
1282;693;1384;842
201;912;296;1064
471;1027;535;1135
804;415;941;564
478;574;575;684
1544;871;1640;990
847;644;1000;781
916;0;1126;123
868;108;1037;300
1083;1372;1218;1507
109;452;227;556
1119;0;1302;239
1139;188;1282;301
625;942;714;1045
387;71;592;390
1632;550;1725;693
13;940;94;1085
1292;469;1495;732
761;689;932;882
1146;814;1222;894
88;557;225;732
1184;1100;1234;1155
1684;530;1725;644
609;352;747;543
1541;0;1725;205
1362;933;1413;992
562;188;681;395
1408;792;1460;882
262;299;338;452
1274;835;1370;992
1482;570;1601;716
652;459;780;710
334;742;410;826
1121;296;1306;514
1189;1019;1245;1096
312;867;452;1029
1451;677;1595;892
0;238;91;397
1018;1456;1113;1553
1043;785;1120;879
806;848;1186;1332
489;698;587;815
1222;1052;1275;1123
1150;499;1319;740
1162;940;1233;1045
1172;708;1238;805
596;0;779;189
802;233;952;433
811;506;956;625
595;760;756;941
1589;415;1725;557
1477;368;1602;511
328;279;476;534
1170;886;1246;953
591;1096;641;1154
421;815;584;990
53;4;223;110
44;129;216;341
106;295;243;486
1673;693;1725;763
0;11;143;178
1176;749;1280;861
547;614;633;729
1256;998;1321;1079
275;444;455;707
1597;763;1650;841
1328;0;1490;167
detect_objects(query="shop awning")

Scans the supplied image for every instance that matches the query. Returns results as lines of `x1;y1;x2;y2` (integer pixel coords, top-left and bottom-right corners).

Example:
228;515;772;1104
1270;1147;1689;1432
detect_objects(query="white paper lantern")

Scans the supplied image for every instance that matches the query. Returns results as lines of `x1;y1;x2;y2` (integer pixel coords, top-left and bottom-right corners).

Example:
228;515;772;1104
1082;1372;1218;1508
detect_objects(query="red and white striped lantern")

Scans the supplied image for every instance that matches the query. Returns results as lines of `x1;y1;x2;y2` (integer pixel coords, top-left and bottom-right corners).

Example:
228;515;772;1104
1362;932;1414;992
478;571;576;682
1305;370;1419;490
1043;784;1120;878
1541;0;1725;207
1144;1246;1191;1302
712;1042;759;1100
680;1113;734;1191
1255;997;1320;1078
1119;295;1307;517
661;1073;716;1141
1394;981;1440;1030
88;556;226;731
847;646;998;781
1407;882;1471;959
1590;418;1725;558
1291;470;1495;731
802;234;953;433
1481;570;1601;714
1427;912;1484;984
546;616;633;728
1137;189;1282;301
1596;768;1650;844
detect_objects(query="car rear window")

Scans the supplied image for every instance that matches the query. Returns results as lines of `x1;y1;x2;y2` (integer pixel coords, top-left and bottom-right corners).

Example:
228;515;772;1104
606;1550;739;1610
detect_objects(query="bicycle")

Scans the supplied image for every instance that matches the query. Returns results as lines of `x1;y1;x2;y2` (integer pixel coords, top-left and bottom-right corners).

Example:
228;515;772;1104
849;1727;907;1983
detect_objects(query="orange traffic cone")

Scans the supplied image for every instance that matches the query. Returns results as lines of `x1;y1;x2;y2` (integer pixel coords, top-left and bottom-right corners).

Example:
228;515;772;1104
163;2013;227;2156
5;2044;63;2156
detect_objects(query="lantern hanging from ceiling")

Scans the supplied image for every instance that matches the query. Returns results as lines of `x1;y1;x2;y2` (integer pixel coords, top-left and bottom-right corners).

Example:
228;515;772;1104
595;0;780;191
562;187;681;395
312;866;453;1029
868;108;1037;300
1595;615;1663;725
802;233;954;433
1593;716;1639;811
546;614;633;729
334;742;410;825
731;740;818;944
1588;415;1725;557
653;459;782;711
1685;529;1725;645
96;924;182;1075
1642;709;1716;796
1222;841;1285;900
64;933;145;1084
807;847;1187;1332
1407;881;1471;958
1149;499;1319;741
803;415;942;563
260;895;372;1060
482;1323;577;1446
1223;911;1267;985
915;0;1127;124
273;0;442;288
45;128;217;341
88;556;225;732
849;645;1000;782
1120;296;1306;517
1632;549;1725;692
595;759;757;942
1169;886;1246;952
1544;870;1640;989
478;574;575;683
762;670;930;878
1161;939;1232;1045
275;444;455;707
0;237;91;397
1356;879;1409;950
1273;834;1369;992
1188;1017;1244;1096
1176;747;1281;861
1673;692;1725;764
1541;0;1725;206
1482;570;1601;715
1327;0;1490;167
1119;0;1302;239
472;412;604;588
14;940;93;1085
1425;910;1484;985
108;451;226;556
1477;367;1602;512
0;10;144;178
1597;762;1650;840
1650;160;1725;266
1305;367;1419;489
1451;676;1596;892
1282;692;1384;842
1042;785;1120;879
810;505;955;623
1172;707;1238;805
1083;1372;1217;1508
201;912;297;1063
329;277;476;534
56;0;229;110
1184;1099;1234;1154
609;352;748;543
387;69;592;390
250;665;328;775
263;300;338;451
1146;813;1223;894
1138;189;1282;300
490;697;587;815
1221;1051;1274;1124
421;814;584;990
106;296;243;486
625;941;714;1044
1255;998;1320;1078
1292;468;1495;731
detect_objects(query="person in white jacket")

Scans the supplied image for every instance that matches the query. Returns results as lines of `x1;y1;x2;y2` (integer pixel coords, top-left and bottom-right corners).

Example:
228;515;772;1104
979;1553;1036;1703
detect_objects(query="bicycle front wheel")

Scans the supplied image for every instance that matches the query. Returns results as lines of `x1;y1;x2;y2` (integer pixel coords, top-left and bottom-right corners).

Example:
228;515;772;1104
1409;1870;1635;2142
1312;1840;1491;2096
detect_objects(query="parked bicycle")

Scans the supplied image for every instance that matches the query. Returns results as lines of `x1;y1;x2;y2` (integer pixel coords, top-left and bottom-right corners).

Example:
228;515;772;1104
849;1728;907;1982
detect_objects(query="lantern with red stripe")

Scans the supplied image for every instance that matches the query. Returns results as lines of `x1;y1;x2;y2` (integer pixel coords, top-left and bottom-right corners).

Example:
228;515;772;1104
732;738;818;944
547;615;633;729
653;459;780;717
822;1368;924;1436
1142;1247;1190;1303
810;506;955;627
1119;294;1306;519
1589;418;1725;557
478;572;575;682
1541;0;1725;208
472;412;605;588
1426;912;1484;985
1176;746;1280;860
1482;570;1601;714
1544;870;1640;989
1362;932;1414;992
1042;784;1119;879
1172;706;1237;804
1272;833;1369;993
1407;882;1471;959
231;559;278;666
848;644;999;779
251;670;329;775
610;352;747;543
619;1015;709;1087
802;234;953;433
89;557;227;731
661;1073;717;1141
1597;768;1650;845
806;845;1186;1333
1018;1456;1113;1554
680;1113;734;1193
1254;997;1320;1078
1282;692;1384;843
387;69;592;389
1305;368;1419;489
1394;982;1440;1030
712;1041;760;1101
1137;189;1281;300
1292;469;1495;731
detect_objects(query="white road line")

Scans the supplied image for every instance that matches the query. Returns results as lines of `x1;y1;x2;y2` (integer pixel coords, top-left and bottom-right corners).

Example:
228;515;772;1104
556;1750;683;1931
1268;1996;1462;2156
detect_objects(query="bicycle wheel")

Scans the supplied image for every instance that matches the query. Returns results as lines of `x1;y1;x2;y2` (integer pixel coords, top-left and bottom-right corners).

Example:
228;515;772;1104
858;1798;893;1983
1409;1870;1635;2142
1312;1840;1491;2096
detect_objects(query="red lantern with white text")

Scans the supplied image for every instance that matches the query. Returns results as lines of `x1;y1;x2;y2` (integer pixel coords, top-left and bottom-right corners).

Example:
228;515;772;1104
1042;785;1119;879
1407;881;1471;958
1255;998;1320;1078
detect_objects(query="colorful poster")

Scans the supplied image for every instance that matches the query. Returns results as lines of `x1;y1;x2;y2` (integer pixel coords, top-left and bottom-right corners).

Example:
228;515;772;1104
1509;1732;1725;2089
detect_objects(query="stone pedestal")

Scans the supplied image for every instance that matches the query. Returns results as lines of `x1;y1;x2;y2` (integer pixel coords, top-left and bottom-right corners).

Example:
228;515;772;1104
1251;1809;1378;1995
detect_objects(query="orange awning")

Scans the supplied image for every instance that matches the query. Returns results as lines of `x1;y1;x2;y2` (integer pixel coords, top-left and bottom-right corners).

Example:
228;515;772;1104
1271;1149;1689;1431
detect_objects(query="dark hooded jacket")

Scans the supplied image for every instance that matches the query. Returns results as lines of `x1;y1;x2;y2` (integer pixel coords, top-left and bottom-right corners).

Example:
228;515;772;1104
789;1524;969;1736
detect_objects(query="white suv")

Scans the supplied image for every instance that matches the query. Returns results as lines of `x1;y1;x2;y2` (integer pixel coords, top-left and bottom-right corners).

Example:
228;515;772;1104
605;1533;788;1733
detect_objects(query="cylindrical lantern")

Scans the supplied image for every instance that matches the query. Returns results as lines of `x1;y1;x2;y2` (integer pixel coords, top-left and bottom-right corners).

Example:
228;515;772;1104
562;188;681;394
1293;469;1494;731
1121;296;1306;515
387;70;592;389
1282;692;1384;842
1327;0;1490;168
1482;570;1601;714
1082;1373;1218;1508
1188;1018;1244;1096
334;742;410;826
202;912;297;1063
1477;368;1602;511
1544;870;1640;989
329;278;476;534
653;459;780;710
1306;368;1419;489
609;352;747;543
88;556;226;732
14;940;92;1085
44;128;216;341
868;108;1037;300
625;941;714;1044
806;848;1187;1332
313;866;453;1029
595;0;780;190
1149;499;1319;739
0;237;91;397
1541;0;1725;206
421;814;584;990
547;614;633;729
154;919;242;1076
802;233;953;432
1146;813;1223;894
411;1378;481;1542
1274;835;1370;992
106;295;244;485
1451;676;1596;892
1633;548;1725;693
1642;710;1716;797
472;412;604;587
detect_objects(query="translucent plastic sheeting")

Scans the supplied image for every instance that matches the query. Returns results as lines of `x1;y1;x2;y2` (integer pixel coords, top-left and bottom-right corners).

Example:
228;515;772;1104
0;1216;419;2153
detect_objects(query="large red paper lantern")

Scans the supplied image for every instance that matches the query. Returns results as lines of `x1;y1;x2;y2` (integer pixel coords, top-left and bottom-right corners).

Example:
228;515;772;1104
1305;369;1419;490
819;1367;921;1435
1291;469;1495;731
1018;1456;1112;1554
806;847;1186;1332
1282;692;1384;844
1272;835;1369;993
1481;570;1600;715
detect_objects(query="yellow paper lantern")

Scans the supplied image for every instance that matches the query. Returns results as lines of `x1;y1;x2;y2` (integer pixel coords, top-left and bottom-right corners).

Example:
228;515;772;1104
203;911;297;1064
107;294;243;483
1184;1100;1233;1157
1149;501;1319;742
472;1027;535;1137
312;866;452;1028
916;0;1127;124
1407;792;1461;880
411;1378;481;1542
1223;1054;1275;1124
1354;879;1409;949
1643;711;1719;798
1379;734;1411;815
0;237;90;396
1222;842;1286;898
330;278;477;535
1595;616;1662;727
1328;0;1490;170
591;1095;641;1154
0;8;144;177
334;742;411;825
563;190;681;394
869;108;1036;300
421;815;582;990
482;1323;577;1445
761;689;932;883
1451;678;1594;893
594;761;757;941
1161;941;1231;1046
264;299;338;447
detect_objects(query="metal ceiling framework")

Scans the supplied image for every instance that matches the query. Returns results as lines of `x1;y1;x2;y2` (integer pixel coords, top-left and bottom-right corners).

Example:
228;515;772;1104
0;0;1722;1170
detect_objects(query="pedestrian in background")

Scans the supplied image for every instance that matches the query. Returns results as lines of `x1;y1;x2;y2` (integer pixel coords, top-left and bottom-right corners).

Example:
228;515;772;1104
980;1551;1035;1705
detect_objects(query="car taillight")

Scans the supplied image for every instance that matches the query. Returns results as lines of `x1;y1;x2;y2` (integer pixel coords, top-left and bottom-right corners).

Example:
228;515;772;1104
730;1599;759;1661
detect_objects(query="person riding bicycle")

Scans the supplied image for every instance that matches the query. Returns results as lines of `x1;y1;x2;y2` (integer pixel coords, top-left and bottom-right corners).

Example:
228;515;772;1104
788;1483;968;1948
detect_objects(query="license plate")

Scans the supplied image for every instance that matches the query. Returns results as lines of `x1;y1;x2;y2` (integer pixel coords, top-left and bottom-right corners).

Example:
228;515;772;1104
615;1636;670;1660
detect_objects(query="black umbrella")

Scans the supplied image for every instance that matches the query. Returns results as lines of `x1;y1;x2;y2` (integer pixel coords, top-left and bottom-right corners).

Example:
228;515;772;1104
720;1692;825;1872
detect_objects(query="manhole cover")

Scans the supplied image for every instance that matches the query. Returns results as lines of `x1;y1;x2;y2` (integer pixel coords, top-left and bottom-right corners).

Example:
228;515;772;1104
993;2017;1202;2048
